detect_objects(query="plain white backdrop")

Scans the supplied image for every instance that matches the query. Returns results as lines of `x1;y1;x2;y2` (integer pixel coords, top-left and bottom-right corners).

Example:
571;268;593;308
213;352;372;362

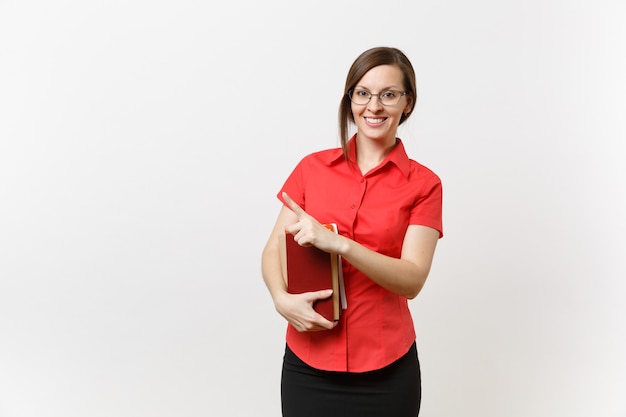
1;1;624;416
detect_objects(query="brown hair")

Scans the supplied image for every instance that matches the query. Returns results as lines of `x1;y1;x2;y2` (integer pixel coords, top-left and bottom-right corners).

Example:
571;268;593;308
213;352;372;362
338;47;417;157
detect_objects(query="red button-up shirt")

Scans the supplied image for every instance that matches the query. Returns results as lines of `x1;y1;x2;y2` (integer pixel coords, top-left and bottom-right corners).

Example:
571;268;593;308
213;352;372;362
278;137;443;372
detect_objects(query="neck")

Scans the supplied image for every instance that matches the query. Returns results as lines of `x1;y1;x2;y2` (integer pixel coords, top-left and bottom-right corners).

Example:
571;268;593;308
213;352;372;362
354;135;397;174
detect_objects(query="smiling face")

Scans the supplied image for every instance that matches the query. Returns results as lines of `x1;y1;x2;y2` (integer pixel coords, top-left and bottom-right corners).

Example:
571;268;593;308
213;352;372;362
351;65;412;146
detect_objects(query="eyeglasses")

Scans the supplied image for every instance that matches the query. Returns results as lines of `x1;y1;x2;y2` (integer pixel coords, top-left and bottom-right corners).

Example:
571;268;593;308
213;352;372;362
348;89;408;106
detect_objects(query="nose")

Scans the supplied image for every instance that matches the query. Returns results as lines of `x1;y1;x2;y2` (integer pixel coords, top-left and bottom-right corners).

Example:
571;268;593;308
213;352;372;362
367;94;384;112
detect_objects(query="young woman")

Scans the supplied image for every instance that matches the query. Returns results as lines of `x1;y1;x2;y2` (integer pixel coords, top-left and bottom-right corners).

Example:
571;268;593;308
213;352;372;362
261;46;443;417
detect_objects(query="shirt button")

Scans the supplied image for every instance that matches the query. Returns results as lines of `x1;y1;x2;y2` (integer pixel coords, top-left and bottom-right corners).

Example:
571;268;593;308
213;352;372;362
360;178;365;183
350;204;356;209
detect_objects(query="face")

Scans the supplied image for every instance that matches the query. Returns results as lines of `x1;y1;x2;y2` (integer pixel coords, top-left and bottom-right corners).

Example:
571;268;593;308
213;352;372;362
351;65;412;145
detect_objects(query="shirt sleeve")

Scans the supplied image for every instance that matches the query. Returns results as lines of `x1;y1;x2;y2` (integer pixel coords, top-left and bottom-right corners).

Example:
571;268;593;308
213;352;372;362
277;157;307;209
409;175;443;238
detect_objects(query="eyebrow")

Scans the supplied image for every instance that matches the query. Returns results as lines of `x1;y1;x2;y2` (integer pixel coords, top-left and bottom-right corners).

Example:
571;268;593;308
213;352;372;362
354;85;403;91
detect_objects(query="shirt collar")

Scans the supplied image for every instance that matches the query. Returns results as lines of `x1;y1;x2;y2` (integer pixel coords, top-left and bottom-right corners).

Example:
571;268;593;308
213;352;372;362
324;135;411;178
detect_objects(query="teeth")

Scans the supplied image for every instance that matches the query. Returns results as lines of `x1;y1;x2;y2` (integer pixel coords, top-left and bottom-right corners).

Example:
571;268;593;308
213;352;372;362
366;117;385;123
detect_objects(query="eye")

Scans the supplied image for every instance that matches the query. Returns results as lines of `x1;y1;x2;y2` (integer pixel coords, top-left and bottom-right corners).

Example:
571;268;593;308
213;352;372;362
381;90;397;99
354;89;370;97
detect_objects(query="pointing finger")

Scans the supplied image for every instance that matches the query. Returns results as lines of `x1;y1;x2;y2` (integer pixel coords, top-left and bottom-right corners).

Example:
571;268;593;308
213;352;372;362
282;192;307;218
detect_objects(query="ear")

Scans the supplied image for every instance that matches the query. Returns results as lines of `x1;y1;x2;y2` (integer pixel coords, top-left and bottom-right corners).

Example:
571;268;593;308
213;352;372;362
404;96;414;115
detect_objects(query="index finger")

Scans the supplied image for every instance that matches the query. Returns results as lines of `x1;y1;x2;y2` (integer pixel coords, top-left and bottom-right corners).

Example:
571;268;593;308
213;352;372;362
282;192;307;218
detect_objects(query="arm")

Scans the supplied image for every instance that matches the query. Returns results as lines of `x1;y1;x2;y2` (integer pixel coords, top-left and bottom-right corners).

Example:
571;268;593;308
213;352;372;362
261;205;337;332
282;192;439;300
339;224;439;299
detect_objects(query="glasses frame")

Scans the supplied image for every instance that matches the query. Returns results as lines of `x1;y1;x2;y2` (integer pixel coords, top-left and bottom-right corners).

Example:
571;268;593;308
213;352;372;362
347;89;408;106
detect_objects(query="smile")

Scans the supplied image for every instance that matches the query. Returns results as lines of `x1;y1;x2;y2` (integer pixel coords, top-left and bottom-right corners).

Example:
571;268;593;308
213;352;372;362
365;117;386;124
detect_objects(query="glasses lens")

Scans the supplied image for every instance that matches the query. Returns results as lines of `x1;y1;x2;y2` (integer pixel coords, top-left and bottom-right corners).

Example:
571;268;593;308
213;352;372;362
350;89;370;105
380;91;400;105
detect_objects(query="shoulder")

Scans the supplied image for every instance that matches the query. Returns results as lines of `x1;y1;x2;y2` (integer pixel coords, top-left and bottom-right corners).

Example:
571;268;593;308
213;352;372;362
297;147;344;167
408;159;442;185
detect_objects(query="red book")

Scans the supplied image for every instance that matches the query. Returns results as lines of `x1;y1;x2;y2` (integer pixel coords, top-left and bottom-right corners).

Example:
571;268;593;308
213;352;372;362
280;224;344;322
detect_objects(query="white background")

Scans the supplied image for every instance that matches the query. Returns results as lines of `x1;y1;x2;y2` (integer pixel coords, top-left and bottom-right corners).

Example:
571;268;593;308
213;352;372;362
1;1;625;416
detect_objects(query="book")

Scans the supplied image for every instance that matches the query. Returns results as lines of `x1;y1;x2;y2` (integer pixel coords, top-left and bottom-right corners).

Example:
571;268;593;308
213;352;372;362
279;223;346;322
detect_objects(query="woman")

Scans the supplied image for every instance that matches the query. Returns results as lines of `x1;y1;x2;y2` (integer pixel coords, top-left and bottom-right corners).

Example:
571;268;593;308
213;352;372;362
261;46;443;417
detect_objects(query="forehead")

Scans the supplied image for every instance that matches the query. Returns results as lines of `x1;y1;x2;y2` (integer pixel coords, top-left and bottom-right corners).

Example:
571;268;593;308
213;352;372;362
356;65;404;89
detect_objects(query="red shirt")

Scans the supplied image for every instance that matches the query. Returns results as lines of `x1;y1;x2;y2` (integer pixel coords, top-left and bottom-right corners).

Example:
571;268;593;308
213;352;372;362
278;137;443;372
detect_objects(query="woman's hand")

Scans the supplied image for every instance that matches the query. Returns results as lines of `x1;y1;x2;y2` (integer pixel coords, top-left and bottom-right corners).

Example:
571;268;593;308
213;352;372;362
273;289;337;332
282;192;344;254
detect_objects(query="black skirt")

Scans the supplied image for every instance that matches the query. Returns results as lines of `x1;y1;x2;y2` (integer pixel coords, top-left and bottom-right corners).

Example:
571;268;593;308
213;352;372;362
281;342;421;417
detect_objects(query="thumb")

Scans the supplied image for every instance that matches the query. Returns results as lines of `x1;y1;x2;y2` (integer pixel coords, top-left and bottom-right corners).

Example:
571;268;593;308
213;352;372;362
313;289;333;300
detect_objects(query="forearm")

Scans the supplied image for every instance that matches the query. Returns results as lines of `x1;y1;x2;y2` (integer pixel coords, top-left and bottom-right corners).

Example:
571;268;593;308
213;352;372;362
261;241;287;302
262;206;299;303
339;240;425;299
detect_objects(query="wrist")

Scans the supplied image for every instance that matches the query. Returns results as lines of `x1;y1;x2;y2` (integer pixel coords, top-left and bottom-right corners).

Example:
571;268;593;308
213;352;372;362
335;234;351;257
271;287;288;305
